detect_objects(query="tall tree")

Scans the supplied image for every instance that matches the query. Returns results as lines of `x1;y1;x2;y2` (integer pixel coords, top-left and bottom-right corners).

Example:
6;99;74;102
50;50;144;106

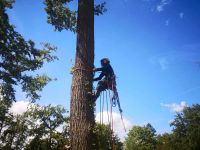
0;0;57;106
70;0;95;149
44;0;105;149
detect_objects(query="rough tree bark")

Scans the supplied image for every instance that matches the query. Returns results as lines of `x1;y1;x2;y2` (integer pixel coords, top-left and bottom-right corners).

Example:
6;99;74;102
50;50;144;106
70;0;96;149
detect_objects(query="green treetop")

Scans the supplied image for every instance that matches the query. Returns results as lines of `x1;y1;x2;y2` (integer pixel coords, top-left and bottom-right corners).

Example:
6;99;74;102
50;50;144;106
0;0;57;105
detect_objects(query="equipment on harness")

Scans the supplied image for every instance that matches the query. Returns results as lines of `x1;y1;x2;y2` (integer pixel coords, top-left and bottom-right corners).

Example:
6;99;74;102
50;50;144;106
112;91;122;113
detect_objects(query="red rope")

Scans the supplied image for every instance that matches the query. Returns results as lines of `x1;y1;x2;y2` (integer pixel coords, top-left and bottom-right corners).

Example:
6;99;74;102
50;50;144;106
111;78;116;150
102;91;104;124
106;90;110;124
100;93;102;125
108;88;115;150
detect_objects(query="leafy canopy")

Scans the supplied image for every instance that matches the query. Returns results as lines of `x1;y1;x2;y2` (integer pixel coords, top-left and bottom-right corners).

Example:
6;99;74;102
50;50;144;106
170;104;200;150
0;103;69;150
95;123;123;150
0;0;57;104
125;123;157;150
44;0;106;32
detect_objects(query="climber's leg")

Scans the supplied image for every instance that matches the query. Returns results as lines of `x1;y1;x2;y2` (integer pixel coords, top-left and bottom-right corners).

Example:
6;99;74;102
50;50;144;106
94;80;107;100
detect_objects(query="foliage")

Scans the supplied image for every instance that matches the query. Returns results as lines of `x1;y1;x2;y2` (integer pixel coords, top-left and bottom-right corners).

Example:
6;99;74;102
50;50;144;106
156;133;174;150
24;104;69;150
44;0;106;32
0;113;29;150
44;0;77;32
95;123;123;150
169;104;200;150
156;104;200;150
125;123;157;150
0;101;69;150
0;0;57;104
94;2;107;16
0;98;28;149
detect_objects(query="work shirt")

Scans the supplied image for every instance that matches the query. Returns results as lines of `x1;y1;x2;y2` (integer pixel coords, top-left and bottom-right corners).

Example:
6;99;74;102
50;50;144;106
93;64;115;81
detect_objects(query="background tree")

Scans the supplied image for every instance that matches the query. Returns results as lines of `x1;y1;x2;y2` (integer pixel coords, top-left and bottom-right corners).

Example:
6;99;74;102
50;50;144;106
0;0;57;107
24;104;69;150
0;109;29;150
170;104;200;150
44;0;105;149
0;102;69;150
1;1;58;149
124;123;157;150
95;123;123;150
156;133;174;150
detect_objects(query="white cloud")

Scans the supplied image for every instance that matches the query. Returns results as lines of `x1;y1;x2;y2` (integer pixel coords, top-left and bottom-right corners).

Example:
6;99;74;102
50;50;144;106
10;101;30;115
149;53;172;71
149;46;200;70
161;101;187;113
157;5;164;12
158;57;169;70
179;12;184;19
156;0;172;12
165;19;170;26
96;111;132;141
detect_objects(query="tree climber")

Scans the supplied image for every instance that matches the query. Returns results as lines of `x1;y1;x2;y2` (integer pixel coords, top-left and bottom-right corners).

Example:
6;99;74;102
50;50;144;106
89;58;117;100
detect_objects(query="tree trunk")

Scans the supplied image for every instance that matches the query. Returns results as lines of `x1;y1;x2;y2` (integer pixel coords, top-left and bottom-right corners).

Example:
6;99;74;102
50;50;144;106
70;0;96;150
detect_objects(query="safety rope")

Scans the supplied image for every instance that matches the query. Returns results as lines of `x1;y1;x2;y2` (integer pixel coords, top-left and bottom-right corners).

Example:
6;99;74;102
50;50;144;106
110;90;115;150
98;93;102;149
117;95;126;132
105;90;112;149
100;93;102;125
102;91;104;124
107;80;115;150
106;90;110;124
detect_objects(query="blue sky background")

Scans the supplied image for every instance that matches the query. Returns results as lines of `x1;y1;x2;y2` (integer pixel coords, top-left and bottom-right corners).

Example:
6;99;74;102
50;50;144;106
7;0;200;139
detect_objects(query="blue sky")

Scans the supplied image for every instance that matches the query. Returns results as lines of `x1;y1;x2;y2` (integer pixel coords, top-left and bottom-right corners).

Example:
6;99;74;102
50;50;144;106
8;0;200;139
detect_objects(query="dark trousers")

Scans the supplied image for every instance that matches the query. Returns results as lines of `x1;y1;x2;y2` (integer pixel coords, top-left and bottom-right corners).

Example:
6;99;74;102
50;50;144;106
95;78;116;100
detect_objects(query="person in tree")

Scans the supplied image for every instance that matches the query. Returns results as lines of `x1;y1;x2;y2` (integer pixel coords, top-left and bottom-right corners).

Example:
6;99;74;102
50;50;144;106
89;58;117;100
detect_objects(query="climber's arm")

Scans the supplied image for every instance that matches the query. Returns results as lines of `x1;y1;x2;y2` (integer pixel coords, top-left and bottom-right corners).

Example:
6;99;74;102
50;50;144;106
93;73;104;81
94;67;103;72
